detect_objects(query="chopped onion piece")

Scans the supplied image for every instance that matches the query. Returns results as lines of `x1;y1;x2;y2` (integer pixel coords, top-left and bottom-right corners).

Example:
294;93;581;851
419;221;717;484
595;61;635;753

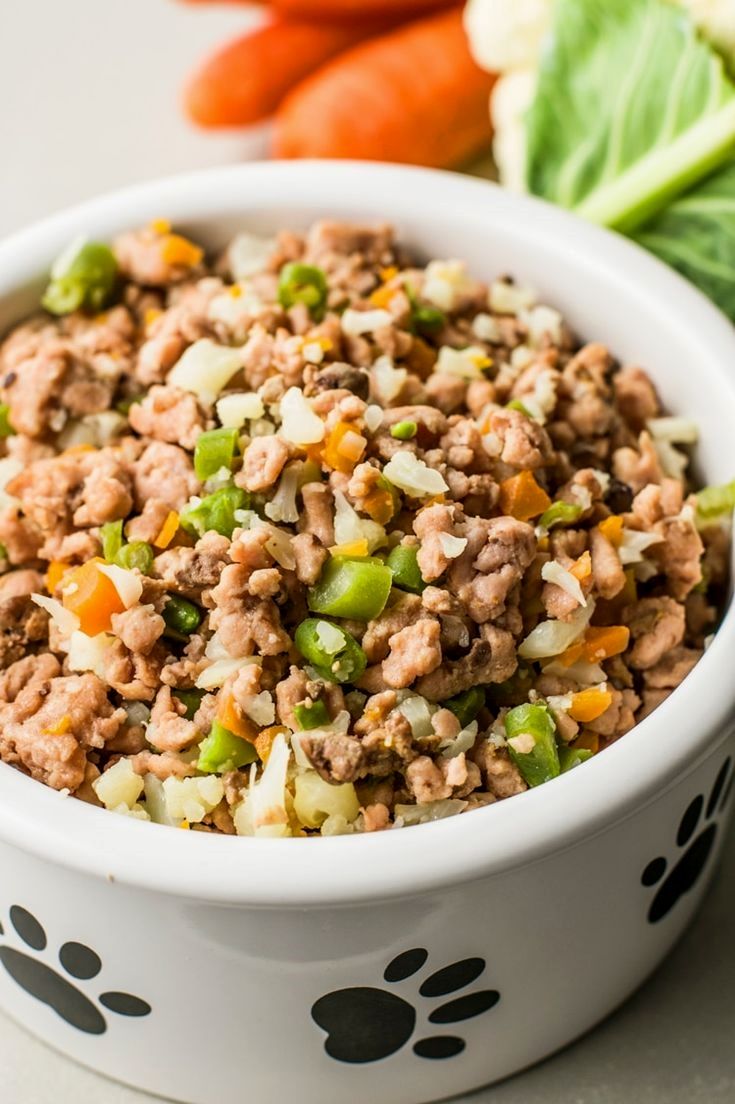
542;658;606;685
227;232;276;280
647;417;698;444
397;695;436;739
422;259;476;311
438;532;468;559
520;305;563;346
364;404;383;433
333;489;386;552
472;312;501;343
216;392;264;426
518;598;595;660
489;280;536;315
168;339;242;403
653;438;689;480
97;563;143;608
394;799;468;825
143;774;177;827
371;355;407;404
31;593;80;637
0;457;22;511
383;451;449;498
436;345;491;379
234;732;291;838
440;720;479;759
341;308;393;336
67;630;114;678
541;561;587;607
619;528;664;565
196;657;259;690
279;386;325;445
249;517;296;570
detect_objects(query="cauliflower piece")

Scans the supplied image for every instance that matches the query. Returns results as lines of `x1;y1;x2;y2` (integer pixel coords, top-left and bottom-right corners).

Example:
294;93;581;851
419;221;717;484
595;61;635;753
491;69;538;192
464;0;552;72
678;0;735;61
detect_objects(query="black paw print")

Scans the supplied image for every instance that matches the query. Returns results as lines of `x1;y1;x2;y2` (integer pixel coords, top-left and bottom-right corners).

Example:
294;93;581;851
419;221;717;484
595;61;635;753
311;948;499;1063
0;906;151;1034
642;757;733;924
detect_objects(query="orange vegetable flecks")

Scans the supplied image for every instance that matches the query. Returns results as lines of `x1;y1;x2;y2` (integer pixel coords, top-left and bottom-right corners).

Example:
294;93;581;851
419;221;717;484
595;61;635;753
62;444;96;456
573;732;600;755
255;725;288;764
569;688;613;723
570;550;592;583
369;283;397;308
160;234;204;269
582;625;631;663
150;218;172;235
43;714;72;737
598;516;624;547
322;421;367;473
363;487;395;525
46;560;70;593
153;511;180;550
330;540;370;558
216;689;257;743
499;470;552;522
62;560;126;636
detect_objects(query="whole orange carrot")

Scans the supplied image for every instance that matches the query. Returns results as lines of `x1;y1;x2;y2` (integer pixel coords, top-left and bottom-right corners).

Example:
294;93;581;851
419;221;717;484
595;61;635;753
184;18;382;128
272;8;495;167
181;0;454;18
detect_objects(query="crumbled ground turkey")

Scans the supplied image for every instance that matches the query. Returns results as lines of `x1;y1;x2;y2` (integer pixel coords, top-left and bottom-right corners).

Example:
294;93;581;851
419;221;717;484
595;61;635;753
0;219;729;836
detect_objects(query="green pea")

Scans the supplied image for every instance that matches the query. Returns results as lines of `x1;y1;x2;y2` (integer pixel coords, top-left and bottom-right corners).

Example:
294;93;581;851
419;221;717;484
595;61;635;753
163;595;203;638
390;420;418;441
42;239;118;316
278;262;328;318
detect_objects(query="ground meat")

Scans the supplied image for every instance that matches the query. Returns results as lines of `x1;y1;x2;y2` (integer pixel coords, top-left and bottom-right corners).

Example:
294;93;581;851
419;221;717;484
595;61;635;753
103;640;165;701
417;629;516;701
154;532;230;600
625;597;686;670
128;386;207;449
0;595;49;667
644;646;702;690
382;619;442;689
299;482;335;547
651;516;704;599
209;563;290;657
612;432;662;493
130;750;197;780
469;740;527;799
125;498;172;544
239;436;290;492
0;673;124;791
363;594;423;664
614;366;660;430
482;407;553;469
147;686;200;753
300;730;366;784
132;442;200;512
0;653;61;704
405;756;451;803
590;526;626;599
291;532;328;586
110;604;166;655
0;569;45;599
114;226;202;286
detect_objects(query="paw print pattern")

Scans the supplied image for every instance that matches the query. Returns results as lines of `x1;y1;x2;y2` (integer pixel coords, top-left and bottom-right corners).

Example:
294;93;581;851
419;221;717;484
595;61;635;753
0;906;151;1034
642;757;733;924
311;948;500;1063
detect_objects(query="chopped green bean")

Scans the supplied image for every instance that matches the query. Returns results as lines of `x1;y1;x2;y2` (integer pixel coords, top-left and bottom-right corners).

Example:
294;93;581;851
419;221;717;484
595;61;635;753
293;700;331;730
488;665;534;707
390;420;418;440
406;285;446;336
387;545;425;594
0;542;7;563
0;403;15;438
308;556;392;621
445;687;486;728
173;688;204;721
197;720;258;774
538;500;584;530
696;478;735;521
278;263;328;317
42;239;118;316
115;541;154;575
163;595;202;638
194;427;239;482
180;484;248;539
100;520;124;563
295;618;367;685
504;703;560;788
506;399;532;416
558;746;593;773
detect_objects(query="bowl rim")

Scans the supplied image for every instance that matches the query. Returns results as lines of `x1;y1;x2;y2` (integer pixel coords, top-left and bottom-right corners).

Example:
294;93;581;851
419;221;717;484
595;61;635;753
0;159;733;907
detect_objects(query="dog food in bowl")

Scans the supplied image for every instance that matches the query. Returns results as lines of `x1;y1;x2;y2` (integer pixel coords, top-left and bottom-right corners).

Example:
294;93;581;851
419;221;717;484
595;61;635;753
0;219;731;837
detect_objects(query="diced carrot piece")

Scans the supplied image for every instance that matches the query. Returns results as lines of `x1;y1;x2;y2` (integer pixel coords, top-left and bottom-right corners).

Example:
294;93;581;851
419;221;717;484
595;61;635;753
46;560;70;593
62;560;126;636
583;625;630;663
499;470;552;522
598;516;624;547
150;218;172;235
160;234;203;268
570;550;592;582
330;540;370;557
322;421;367;473
557;641;586;668
573;732;600;754
369;283;397;308
569;688;613;723
255;725;288;763
363;488;395;525
153;511;180;550
216;689;257;743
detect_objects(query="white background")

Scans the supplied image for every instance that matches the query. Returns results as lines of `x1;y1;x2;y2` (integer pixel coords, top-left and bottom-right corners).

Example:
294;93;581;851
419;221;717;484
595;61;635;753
0;2;733;1101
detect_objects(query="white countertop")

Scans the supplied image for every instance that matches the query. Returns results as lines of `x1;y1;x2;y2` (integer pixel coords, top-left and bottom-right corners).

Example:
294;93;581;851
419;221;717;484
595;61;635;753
0;2;733;1100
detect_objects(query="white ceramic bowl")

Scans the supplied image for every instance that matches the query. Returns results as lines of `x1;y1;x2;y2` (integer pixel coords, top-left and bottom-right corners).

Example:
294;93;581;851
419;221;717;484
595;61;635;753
0;162;733;1104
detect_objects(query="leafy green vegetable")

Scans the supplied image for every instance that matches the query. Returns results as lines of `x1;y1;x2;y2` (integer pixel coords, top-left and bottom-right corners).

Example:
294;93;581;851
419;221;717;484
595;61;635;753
633;161;735;320
526;0;735;234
